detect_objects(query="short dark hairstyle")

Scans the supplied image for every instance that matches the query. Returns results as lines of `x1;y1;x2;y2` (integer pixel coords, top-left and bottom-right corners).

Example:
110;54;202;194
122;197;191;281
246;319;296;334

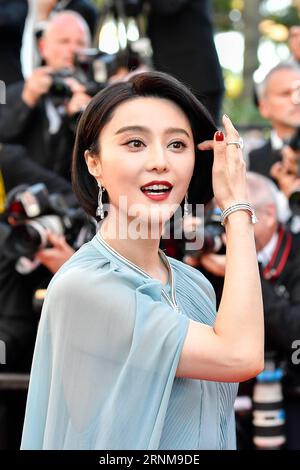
72;71;216;218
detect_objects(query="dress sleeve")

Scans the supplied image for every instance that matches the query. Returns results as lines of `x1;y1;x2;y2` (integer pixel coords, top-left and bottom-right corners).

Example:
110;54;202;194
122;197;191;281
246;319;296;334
21;264;189;450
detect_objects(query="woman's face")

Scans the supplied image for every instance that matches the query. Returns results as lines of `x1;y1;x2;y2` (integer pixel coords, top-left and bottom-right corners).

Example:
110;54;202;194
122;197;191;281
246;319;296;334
86;96;195;227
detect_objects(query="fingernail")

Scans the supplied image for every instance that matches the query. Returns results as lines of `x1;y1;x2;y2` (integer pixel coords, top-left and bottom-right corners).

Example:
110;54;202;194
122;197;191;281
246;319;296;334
223;114;229;119
215;131;224;141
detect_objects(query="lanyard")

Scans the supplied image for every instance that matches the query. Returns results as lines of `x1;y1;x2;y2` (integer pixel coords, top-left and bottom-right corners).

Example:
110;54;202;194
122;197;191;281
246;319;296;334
263;226;292;281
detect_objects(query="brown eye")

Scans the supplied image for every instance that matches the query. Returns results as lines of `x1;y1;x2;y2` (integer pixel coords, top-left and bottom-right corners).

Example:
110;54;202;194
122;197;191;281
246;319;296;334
126;139;145;148
169;141;186;150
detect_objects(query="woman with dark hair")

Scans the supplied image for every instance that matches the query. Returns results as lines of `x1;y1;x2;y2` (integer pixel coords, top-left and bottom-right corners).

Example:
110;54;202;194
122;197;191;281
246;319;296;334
21;71;264;450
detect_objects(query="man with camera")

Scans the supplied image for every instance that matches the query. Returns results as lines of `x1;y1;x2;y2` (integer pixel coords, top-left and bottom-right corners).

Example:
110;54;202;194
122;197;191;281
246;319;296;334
0;166;95;448
249;62;300;230
0;10;92;182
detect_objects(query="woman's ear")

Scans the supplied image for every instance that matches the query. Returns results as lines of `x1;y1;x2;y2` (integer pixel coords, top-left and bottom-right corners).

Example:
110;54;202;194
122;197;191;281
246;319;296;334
84;150;102;179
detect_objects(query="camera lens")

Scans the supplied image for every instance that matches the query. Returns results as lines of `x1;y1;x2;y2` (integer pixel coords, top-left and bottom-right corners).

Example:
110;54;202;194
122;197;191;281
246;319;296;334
4;216;64;259
6;224;44;258
252;368;286;449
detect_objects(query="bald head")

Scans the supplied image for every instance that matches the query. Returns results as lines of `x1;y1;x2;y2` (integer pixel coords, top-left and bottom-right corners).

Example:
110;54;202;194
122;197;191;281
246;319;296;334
40;11;91;70
246;172;280;251
257;63;300;100
256;63;300;138
246;172;278;213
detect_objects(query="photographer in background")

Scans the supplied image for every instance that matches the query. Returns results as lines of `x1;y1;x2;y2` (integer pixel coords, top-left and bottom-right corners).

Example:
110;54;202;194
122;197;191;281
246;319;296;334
249;63;300;182
270;144;300;233
0;146;94;448
0;11;92;182
248;62;300;232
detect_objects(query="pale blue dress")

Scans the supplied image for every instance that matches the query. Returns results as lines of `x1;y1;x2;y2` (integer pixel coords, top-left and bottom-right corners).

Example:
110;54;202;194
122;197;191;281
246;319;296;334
21;232;238;450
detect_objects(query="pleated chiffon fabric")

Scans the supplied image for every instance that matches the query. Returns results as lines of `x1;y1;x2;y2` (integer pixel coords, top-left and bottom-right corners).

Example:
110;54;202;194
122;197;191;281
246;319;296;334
21;234;238;450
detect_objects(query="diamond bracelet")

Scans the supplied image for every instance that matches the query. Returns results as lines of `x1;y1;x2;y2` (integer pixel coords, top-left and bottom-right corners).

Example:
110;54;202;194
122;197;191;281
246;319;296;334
220;202;258;226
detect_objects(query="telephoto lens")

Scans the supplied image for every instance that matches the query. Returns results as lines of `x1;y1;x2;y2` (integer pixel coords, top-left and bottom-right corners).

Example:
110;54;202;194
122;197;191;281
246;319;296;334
252;359;286;450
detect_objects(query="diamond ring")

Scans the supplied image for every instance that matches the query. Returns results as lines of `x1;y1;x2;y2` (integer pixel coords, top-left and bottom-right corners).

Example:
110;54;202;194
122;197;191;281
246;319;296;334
226;136;244;150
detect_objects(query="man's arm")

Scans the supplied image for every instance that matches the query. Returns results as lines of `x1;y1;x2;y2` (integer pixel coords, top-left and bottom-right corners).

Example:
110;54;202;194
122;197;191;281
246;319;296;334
0;67;53;142
0;144;77;206
0;82;35;142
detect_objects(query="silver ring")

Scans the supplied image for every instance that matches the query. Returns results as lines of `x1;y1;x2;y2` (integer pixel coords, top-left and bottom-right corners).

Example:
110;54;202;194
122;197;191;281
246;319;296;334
226;137;244;150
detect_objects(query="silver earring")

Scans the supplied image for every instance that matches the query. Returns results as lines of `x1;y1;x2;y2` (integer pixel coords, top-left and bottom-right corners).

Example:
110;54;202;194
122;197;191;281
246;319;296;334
184;192;189;218
96;182;105;219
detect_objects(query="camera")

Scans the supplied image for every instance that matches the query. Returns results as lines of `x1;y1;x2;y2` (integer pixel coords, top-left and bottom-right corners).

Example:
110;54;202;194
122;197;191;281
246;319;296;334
201;209;225;254
48;49;120;103
0;183;95;263
183;208;225;258
252;352;286;450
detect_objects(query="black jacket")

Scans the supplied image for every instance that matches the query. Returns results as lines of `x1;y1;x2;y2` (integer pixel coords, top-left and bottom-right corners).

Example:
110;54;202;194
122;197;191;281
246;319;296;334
0;82;76;182
260;227;300;392
248;140;282;179
0;144;76;206
0;256;51;371
0;0;28;86
147;0;224;96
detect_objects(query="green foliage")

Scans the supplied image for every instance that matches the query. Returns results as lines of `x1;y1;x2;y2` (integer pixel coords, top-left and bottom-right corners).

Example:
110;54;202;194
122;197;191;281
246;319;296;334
222;96;267;126
212;0;233;14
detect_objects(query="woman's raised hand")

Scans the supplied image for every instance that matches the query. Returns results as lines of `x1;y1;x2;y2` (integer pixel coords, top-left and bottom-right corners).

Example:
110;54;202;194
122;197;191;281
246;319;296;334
197;114;248;211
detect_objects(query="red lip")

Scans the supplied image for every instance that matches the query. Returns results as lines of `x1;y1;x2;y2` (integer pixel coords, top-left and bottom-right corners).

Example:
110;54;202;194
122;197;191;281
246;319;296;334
141;180;173;189
140;180;173;202
142;192;171;201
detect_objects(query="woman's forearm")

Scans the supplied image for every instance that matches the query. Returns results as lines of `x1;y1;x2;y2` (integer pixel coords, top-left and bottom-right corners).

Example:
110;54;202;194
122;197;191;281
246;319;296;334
215;211;264;370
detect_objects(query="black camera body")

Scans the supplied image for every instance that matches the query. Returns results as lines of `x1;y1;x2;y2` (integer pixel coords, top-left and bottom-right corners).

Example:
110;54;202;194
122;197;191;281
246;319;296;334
182;208;225;259
0;183;94;262
48;49;119;103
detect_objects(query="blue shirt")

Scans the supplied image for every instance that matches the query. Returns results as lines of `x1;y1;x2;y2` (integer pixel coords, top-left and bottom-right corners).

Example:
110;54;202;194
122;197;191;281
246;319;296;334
21;234;238;450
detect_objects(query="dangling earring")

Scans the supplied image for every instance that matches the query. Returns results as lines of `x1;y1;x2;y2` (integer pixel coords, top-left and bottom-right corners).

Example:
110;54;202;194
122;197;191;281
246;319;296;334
184;192;189;218
96;182;105;219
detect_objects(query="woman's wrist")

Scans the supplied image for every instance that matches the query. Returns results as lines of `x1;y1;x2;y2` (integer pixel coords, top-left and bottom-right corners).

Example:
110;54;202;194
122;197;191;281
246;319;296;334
220;201;257;227
223;210;255;233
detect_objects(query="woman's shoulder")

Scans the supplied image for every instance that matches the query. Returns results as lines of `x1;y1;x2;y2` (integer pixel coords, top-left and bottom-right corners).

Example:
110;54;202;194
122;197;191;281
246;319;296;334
47;238;128;298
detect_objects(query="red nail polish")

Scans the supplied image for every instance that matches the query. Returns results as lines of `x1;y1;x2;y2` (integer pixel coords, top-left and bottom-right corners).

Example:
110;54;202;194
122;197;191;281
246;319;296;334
215;131;224;141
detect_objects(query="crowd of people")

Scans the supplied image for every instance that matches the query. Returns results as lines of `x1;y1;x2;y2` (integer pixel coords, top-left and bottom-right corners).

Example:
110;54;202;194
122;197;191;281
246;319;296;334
0;0;299;452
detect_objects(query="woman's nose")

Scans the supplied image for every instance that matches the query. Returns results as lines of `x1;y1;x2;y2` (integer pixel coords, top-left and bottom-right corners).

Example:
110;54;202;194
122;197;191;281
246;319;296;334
146;146;168;173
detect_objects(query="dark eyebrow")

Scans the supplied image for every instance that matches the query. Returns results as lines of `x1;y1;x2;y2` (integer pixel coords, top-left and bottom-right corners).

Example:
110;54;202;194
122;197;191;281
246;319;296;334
115;126;150;135
115;125;191;138
165;127;191;138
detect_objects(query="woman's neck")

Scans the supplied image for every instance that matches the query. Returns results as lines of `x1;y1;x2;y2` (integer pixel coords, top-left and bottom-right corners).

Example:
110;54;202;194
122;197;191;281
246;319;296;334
100;215;169;284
